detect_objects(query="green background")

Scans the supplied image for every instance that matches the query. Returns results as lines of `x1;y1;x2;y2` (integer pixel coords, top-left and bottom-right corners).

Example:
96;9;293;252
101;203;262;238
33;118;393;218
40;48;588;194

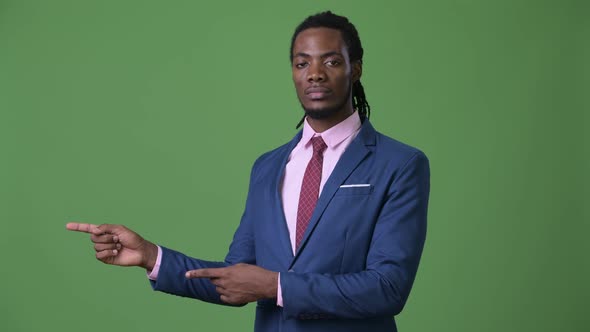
0;0;587;331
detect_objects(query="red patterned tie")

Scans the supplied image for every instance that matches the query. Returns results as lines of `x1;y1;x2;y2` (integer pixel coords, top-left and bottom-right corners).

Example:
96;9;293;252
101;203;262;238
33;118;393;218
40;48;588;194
295;136;328;249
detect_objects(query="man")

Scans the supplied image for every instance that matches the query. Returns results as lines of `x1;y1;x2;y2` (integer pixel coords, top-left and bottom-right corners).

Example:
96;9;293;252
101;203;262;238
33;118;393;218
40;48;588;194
67;11;430;332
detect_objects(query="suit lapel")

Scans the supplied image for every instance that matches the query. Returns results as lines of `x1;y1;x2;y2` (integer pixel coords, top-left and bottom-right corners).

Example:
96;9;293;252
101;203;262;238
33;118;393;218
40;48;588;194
271;131;302;261
289;121;377;267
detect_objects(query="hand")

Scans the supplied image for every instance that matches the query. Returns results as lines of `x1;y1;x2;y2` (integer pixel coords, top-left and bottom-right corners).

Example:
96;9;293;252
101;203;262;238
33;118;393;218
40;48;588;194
186;263;278;305
66;222;158;270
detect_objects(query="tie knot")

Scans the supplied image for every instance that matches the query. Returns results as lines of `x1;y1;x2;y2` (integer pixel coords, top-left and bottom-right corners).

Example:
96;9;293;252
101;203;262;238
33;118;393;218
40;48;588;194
311;136;327;155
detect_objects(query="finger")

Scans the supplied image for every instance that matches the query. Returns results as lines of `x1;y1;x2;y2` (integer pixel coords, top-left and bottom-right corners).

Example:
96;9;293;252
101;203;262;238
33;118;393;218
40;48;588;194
215;286;227;296
97;224;126;235
90;233;119;244
96;249;119;261
185;268;225;279
66;222;102;235
94;243;121;252
210;278;225;287
219;295;242;305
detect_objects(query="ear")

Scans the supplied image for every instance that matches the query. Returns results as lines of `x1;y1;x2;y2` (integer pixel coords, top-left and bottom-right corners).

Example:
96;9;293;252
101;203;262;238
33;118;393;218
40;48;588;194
352;61;362;83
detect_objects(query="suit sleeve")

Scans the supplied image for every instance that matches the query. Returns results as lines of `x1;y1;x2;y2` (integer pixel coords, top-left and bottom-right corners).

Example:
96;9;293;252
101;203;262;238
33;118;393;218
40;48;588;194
280;151;430;319
149;159;259;305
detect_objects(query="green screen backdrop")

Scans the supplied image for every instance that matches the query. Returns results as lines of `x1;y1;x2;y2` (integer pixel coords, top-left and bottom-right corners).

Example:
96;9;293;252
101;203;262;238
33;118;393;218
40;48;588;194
0;0;587;331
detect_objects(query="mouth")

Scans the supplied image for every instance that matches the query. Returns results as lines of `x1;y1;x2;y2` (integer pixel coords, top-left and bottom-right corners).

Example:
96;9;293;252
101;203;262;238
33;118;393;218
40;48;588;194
305;86;331;100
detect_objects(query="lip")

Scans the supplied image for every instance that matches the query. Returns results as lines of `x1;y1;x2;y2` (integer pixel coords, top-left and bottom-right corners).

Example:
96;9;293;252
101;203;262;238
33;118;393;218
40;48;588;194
305;86;331;100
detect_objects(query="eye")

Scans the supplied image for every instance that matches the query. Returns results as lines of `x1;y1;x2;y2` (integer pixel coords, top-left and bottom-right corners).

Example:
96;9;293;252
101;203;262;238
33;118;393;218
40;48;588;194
325;60;341;67
295;62;308;69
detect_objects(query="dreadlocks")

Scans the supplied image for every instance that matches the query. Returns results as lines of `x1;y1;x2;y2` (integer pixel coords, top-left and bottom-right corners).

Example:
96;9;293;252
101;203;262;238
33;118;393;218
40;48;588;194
291;11;371;129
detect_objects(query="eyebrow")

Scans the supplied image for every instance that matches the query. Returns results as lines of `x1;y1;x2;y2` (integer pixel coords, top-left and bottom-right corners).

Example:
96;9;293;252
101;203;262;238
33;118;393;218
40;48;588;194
293;51;344;59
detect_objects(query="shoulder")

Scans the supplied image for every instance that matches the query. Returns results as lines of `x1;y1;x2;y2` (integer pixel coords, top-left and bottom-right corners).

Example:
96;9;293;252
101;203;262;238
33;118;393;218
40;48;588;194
247;134;300;183
364;121;429;170
253;142;290;167
366;125;430;194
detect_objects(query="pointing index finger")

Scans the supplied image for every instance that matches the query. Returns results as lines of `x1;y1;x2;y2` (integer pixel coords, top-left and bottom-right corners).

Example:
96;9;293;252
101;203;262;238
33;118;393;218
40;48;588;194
66;222;103;235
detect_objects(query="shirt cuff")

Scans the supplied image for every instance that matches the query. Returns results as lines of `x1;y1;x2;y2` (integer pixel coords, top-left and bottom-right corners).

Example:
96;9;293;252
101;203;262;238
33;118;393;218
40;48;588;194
146;245;163;280
276;272;283;307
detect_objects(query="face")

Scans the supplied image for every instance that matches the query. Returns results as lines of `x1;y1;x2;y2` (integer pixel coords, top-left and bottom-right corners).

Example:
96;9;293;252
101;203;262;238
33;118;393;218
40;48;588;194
291;27;361;121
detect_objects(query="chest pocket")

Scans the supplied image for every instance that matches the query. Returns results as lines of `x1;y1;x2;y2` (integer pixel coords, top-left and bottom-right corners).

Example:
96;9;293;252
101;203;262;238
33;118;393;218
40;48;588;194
334;184;373;196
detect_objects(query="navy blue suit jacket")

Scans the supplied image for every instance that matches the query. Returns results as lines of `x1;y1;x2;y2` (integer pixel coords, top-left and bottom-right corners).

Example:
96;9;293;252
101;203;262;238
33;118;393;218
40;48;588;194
151;120;430;332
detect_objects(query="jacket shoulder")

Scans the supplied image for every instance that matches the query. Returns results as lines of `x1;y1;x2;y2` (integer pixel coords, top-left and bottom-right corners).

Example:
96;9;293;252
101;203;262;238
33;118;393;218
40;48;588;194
248;138;296;183
377;132;426;157
367;124;428;168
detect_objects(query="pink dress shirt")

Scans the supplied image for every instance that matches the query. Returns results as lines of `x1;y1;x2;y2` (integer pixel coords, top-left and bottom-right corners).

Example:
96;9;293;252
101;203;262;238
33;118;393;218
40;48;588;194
149;112;362;307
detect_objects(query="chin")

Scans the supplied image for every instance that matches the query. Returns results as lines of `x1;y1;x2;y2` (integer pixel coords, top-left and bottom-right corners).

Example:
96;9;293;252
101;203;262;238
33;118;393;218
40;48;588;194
304;111;330;119
302;100;348;120
304;107;341;119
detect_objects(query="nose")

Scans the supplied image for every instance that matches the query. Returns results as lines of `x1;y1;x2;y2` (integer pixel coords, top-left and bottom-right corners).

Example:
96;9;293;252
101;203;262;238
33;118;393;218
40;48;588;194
307;62;326;83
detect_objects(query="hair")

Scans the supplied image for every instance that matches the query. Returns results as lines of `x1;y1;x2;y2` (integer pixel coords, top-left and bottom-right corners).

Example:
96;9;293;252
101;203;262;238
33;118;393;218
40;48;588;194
290;11;370;128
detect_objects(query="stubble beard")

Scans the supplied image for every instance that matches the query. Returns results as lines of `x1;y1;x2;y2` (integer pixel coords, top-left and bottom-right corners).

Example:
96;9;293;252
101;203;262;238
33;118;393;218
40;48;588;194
301;82;352;120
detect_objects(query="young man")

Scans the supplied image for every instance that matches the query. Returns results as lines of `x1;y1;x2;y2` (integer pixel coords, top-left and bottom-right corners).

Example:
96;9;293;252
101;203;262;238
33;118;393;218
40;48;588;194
68;11;430;332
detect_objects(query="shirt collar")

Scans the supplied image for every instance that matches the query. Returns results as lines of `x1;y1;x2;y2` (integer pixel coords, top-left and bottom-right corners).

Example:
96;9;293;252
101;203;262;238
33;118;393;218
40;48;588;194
300;111;362;150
